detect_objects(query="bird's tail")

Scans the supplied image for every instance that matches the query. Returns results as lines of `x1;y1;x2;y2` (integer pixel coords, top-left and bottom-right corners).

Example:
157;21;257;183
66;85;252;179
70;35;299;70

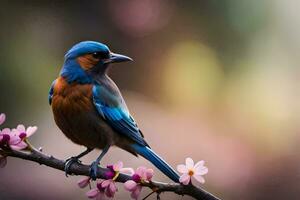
131;144;180;183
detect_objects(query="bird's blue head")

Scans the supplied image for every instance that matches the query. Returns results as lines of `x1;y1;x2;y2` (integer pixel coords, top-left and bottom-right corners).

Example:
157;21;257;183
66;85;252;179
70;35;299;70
61;41;132;83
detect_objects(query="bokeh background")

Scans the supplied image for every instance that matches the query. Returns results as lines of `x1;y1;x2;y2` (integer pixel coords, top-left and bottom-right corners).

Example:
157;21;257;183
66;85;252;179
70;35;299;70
0;0;300;199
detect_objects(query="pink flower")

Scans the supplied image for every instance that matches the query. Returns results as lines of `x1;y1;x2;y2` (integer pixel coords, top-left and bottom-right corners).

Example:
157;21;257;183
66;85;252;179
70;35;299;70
0;124;37;150
0;113;6;126
105;161;134;180
78;177;91;188
102;179;117;198
0;115;38;169
113;161;134;175
86;180;117;200
112;161;123;171
8;129;28;150
0;155;7;168
86;181;107;200
124;180;142;200
86;188;107;200
86;188;102;199
86;181;106;200
15;124;37;139
177;158;208;185
135;166;154;181
124;166;154;199
10;125;37;150
0;128;25;150
85;161;132;200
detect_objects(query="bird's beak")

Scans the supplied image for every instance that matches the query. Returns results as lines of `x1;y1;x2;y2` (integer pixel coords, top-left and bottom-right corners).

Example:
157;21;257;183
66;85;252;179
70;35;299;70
104;52;133;64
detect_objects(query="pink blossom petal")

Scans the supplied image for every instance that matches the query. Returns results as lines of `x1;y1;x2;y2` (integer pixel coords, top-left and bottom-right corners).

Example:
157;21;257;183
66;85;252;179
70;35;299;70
10;141;27;150
86;188;99;198
0;113;6;126
145;168;154;180
9;134;21;145
136;166;146;177
105;182;117;198
10;129;19;137
77;177;91;188
131;185;142;200
195;166;208;176
0;128;10;142
177;164;188;174
0;156;7;168
185;157;194;169
16;124;26;133
95;192;105;200
194;160;204;169
124;180;137;191
1;128;11;135
26;126;37;137
193;174;205;184
105;189;113;198
113;161;123;171
120;167;134;175
101;179;111;188
108;182;117;193
179;174;191;185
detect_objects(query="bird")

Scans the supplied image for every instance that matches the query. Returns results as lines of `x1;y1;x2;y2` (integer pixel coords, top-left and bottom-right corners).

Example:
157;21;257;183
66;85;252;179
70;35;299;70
49;41;179;182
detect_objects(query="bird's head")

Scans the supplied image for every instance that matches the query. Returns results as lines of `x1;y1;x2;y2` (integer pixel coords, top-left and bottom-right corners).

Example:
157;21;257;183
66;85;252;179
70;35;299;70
61;41;132;82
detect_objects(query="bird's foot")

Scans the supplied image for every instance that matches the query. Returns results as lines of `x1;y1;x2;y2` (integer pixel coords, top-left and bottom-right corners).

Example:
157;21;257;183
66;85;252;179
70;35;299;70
64;157;81;177
89;161;100;180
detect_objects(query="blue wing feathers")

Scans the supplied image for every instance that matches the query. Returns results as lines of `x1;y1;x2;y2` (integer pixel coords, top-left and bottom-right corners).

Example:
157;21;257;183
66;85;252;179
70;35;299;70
102;107;123;120
92;85;147;146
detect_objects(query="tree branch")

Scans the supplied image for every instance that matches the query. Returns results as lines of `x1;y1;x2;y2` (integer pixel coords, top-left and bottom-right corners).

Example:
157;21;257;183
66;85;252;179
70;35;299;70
0;148;221;200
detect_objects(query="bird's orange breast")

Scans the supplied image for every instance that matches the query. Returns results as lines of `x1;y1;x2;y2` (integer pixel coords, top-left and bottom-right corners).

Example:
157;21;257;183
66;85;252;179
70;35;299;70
51;77;95;145
52;76;93;110
51;76;116;149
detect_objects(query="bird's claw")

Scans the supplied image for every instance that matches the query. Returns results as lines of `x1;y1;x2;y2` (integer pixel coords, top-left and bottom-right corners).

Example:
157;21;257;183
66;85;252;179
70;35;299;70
64;157;81;177
89;161;100;180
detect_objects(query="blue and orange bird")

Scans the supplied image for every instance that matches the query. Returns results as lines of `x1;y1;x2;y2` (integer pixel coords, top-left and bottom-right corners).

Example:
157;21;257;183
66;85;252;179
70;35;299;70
49;41;179;182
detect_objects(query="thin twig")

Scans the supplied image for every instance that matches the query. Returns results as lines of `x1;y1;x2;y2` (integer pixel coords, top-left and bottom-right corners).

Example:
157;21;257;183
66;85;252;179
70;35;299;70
157;193;161;200
143;190;156;200
0;149;221;200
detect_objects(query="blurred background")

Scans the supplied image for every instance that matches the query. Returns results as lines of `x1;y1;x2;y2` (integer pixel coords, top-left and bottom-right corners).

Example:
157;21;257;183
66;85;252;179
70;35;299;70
0;0;299;199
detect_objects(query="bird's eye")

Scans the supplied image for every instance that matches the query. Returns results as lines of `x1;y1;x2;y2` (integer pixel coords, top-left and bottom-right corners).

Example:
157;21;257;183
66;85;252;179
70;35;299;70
92;52;101;59
92;51;110;59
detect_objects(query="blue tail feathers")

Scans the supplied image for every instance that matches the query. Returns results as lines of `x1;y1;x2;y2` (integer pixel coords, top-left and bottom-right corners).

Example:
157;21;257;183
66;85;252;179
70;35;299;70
132;144;180;182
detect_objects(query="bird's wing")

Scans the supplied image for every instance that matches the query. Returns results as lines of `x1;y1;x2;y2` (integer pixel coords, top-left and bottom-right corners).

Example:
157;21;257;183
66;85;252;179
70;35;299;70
48;80;56;105
92;84;148;146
